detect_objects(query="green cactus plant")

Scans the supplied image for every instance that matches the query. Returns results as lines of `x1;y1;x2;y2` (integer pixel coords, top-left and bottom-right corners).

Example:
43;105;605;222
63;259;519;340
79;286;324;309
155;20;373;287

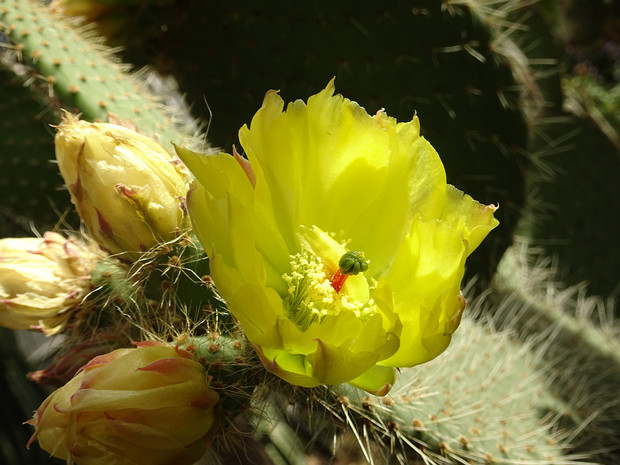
495;2;620;307
493;240;620;465
0;0;198;146
0;1;618;464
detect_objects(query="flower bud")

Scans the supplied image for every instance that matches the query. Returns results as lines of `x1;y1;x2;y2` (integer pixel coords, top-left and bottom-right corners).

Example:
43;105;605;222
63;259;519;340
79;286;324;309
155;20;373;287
0;232;98;334
55;113;190;258
28;342;219;465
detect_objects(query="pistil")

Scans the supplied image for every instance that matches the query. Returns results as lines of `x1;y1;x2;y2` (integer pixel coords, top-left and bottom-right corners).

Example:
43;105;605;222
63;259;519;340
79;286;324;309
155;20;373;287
330;269;348;293
330;251;368;293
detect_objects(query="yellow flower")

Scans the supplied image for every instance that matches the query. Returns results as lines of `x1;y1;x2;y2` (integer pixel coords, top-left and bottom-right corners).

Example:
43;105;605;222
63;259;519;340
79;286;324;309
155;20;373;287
177;80;498;394
28;342;219;465
55;113;190;259
0;232;97;335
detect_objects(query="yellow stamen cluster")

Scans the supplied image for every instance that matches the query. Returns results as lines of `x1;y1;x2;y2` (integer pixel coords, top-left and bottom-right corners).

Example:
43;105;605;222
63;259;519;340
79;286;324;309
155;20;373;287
283;252;375;331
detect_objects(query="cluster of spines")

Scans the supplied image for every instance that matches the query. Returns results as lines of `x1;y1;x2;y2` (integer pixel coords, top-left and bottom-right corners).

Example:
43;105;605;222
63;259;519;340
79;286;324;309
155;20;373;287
330;320;579;464
493;240;620;464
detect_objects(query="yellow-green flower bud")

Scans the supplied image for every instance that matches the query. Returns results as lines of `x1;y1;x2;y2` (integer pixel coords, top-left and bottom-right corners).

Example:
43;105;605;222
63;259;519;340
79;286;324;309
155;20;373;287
0;232;98;335
28;342;219;465
55;113;190;258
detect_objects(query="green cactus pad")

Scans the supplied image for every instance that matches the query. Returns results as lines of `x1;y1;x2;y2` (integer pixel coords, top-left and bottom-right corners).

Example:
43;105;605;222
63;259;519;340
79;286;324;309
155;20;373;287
494;241;620;464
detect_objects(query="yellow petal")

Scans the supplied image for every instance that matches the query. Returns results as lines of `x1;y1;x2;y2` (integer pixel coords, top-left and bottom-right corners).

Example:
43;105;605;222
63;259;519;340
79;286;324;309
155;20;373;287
380;210;478;367
239;81;439;274
307;339;382;386
177;146;291;293
444;184;500;254
348;365;396;396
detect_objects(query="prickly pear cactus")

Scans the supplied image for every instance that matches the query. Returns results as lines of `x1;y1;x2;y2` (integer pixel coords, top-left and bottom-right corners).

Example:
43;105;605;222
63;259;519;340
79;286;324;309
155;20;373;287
0;0;195;145
0;1;618;465
494;241;620;465
504;3;620;308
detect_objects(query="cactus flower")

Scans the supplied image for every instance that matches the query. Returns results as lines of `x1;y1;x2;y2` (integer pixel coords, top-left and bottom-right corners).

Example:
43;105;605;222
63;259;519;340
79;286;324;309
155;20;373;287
177;80;498;394
0;232;98;334
28;342;219;465
55;113;190;258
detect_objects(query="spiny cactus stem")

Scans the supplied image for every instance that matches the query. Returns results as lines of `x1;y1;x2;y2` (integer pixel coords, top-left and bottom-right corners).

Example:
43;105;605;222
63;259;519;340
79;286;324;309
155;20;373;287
494;253;620;367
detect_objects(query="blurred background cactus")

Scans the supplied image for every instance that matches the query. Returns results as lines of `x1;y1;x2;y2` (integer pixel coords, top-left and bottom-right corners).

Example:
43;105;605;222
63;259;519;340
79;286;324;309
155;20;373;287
0;0;618;464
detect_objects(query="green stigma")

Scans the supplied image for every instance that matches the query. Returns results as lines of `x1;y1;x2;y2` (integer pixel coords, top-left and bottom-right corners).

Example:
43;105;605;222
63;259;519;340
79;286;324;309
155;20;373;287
338;251;368;275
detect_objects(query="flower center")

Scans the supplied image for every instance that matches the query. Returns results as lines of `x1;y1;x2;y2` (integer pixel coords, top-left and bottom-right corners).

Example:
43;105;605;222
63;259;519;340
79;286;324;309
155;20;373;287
282;228;374;331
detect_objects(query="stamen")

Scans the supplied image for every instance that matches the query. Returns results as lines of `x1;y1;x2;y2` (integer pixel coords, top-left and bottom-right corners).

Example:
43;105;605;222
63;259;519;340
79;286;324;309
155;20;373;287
283;247;373;331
